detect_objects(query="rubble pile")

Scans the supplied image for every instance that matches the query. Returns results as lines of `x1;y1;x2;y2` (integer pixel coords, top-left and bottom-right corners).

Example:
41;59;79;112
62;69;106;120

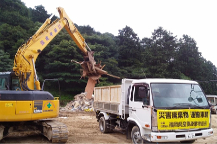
60;93;94;112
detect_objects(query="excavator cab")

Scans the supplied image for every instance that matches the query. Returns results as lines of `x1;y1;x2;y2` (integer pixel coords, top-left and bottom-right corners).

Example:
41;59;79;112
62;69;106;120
0;72;20;90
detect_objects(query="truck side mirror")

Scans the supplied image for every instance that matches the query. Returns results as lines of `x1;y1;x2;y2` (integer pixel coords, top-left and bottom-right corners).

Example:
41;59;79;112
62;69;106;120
188;97;193;102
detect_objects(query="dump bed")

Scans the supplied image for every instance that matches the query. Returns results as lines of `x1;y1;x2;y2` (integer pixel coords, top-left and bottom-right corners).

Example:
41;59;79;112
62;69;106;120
93;79;134;117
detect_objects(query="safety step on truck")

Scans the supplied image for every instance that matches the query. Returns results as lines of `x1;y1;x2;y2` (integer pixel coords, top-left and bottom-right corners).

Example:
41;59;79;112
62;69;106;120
93;78;213;143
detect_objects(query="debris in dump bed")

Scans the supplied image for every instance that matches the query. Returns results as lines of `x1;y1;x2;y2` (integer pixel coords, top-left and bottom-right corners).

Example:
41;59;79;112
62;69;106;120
60;92;94;112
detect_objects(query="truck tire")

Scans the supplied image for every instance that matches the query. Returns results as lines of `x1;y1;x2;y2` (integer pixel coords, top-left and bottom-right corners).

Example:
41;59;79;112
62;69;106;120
99;116;110;133
131;126;144;144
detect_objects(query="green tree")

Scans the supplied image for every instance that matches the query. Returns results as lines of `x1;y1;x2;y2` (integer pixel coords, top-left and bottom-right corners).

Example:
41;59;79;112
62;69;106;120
117;26;142;68
29;5;50;23
0;0;33;29
0;50;13;71
176;35;203;80
142;27;179;78
0;23;29;58
198;59;217;95
77;25;98;35
116;26;146;79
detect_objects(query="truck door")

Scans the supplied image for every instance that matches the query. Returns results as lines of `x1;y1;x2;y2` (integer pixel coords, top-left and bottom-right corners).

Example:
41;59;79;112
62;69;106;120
129;84;152;129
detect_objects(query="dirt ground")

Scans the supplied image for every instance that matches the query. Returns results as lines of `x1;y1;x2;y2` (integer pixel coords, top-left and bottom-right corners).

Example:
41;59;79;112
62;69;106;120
1;112;217;143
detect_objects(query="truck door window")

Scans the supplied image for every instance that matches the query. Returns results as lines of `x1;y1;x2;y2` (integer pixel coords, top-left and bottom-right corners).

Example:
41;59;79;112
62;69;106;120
134;86;149;105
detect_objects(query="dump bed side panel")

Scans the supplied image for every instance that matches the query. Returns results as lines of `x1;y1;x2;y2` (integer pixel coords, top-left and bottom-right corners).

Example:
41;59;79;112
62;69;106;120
94;79;135;116
94;85;121;115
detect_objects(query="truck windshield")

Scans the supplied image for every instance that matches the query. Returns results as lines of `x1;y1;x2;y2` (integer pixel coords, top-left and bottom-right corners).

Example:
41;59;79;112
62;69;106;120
151;83;209;109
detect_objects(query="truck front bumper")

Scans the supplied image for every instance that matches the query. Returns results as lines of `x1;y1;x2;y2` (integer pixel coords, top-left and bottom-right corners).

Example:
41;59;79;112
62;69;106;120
148;128;213;142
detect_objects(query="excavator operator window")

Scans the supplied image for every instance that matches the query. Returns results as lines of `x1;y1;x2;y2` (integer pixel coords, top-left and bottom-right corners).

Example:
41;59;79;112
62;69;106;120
0;77;8;90
12;77;20;90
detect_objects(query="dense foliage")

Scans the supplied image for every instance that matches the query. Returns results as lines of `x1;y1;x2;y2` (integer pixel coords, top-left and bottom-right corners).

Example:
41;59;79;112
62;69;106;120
1;0;217;97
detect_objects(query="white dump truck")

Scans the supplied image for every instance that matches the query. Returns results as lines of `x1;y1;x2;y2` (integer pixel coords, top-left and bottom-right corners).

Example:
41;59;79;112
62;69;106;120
93;79;213;143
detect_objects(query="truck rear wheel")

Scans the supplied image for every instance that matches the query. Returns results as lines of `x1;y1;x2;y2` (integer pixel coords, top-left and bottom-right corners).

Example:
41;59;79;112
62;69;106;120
99;116;111;133
131;126;144;144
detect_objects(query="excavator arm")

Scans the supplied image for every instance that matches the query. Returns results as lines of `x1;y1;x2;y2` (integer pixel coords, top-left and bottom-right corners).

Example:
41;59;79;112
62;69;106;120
13;7;108;96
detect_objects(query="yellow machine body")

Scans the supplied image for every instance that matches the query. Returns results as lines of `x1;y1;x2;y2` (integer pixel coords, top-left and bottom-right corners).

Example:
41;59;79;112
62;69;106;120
0;7;106;142
0;99;59;122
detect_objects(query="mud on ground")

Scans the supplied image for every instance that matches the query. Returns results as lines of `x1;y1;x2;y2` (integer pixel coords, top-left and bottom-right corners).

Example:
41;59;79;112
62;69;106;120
1;112;217;143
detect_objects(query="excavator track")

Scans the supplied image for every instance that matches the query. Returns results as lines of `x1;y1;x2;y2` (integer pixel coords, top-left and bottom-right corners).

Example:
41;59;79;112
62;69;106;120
41;120;68;143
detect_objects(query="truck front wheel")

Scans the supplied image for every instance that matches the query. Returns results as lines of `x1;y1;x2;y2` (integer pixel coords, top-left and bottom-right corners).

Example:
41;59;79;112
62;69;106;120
99;116;110;133
131;126;144;144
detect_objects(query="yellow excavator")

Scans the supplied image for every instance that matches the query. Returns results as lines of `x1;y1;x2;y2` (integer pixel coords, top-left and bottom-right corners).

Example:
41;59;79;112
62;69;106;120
0;7;107;142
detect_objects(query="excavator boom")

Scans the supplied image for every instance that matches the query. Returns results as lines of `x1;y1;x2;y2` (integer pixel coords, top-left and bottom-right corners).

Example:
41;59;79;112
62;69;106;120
58;7;88;55
13;7;107;96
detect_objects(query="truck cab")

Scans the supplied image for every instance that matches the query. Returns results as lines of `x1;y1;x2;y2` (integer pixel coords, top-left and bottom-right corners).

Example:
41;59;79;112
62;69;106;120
129;79;213;143
94;78;213;143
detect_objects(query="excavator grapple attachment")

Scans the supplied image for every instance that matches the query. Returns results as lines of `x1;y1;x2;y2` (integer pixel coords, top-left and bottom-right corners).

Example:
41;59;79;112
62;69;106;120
71;51;120;99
